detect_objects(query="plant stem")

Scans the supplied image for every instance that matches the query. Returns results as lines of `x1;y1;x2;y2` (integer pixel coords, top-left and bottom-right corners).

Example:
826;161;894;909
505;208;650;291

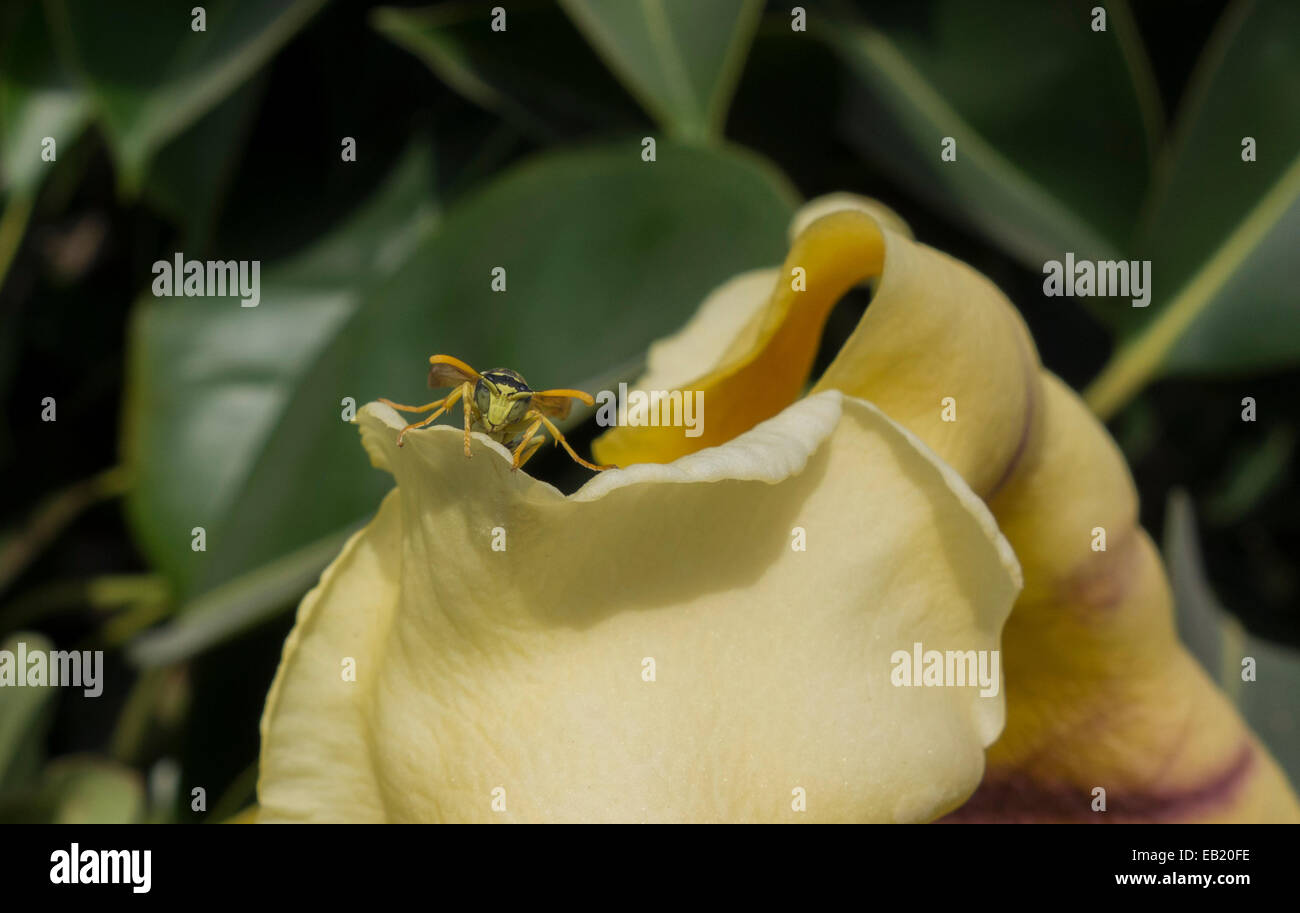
0;466;131;599
1085;152;1300;419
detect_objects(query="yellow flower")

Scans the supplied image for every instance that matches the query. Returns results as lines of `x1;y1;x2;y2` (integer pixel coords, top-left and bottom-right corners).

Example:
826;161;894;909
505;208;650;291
258;391;1020;822
257;193;1298;823
593;195;1300;823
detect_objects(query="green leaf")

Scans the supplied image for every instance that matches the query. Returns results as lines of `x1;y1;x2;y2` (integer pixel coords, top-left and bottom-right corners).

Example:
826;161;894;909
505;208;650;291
0;1;89;199
123;140;439;602
47;0;325;190
558;0;763;142
0;632;57;791
1105;0;1300;382
142;76;267;254
0;1;88;291
127;524;358;667
372;1;645;140
0;756;145;823
1164;490;1300;789
123;139;798;599
825;0;1159;265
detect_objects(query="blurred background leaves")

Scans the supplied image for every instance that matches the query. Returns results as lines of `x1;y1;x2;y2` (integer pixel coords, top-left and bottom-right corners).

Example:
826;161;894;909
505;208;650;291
1086;0;1300;413
47;0;327;192
555;0;762;142
0;0;1296;822
823;0;1158;266
371;2;647;139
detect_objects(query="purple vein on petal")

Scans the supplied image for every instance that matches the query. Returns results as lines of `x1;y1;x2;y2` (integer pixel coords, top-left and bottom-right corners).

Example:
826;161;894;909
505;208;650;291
939;742;1257;823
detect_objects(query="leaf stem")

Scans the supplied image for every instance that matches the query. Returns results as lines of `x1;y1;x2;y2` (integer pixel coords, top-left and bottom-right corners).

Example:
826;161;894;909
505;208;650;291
1085;152;1300;419
0;573;167;635
0;465;131;600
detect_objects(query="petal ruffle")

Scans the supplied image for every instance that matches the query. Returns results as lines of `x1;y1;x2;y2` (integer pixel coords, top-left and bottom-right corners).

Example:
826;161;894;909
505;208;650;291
258;393;1021;822
592;200;1034;499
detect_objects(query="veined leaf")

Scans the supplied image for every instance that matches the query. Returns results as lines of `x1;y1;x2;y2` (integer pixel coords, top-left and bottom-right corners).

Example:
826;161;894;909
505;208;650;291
559;0;763;142
0;1;89;199
46;0;325;190
372;1;645;140
825;0;1158;265
1087;0;1300;415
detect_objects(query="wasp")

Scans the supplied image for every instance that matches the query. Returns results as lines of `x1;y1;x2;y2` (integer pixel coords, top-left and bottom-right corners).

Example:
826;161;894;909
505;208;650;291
379;354;615;472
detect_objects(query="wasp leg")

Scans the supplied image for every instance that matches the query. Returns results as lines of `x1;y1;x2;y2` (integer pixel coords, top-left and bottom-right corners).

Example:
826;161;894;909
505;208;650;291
509;416;546;471
378;397;447;413
396;386;463;447
535;412;616;472
514;436;547;470
460;381;475;458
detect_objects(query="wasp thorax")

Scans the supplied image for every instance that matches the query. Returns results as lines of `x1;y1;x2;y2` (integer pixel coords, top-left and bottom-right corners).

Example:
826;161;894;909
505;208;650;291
476;369;532;430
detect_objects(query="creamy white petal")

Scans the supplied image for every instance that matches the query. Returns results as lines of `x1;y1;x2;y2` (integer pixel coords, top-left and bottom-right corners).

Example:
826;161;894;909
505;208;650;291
259;393;1020;822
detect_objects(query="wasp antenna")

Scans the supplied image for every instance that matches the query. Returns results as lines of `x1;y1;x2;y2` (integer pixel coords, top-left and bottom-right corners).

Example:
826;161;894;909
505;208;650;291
533;388;596;406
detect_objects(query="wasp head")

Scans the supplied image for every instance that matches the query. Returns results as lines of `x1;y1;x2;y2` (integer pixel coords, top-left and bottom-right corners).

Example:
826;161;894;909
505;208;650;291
474;368;532;431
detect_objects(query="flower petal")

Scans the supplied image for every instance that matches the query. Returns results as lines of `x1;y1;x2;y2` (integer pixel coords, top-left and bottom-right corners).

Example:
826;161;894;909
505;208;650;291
948;375;1299;822
595;192;1300;821
258;393;1021;822
632;267;780;394
788;192;913;243
591;195;1034;497
591;208;883;466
